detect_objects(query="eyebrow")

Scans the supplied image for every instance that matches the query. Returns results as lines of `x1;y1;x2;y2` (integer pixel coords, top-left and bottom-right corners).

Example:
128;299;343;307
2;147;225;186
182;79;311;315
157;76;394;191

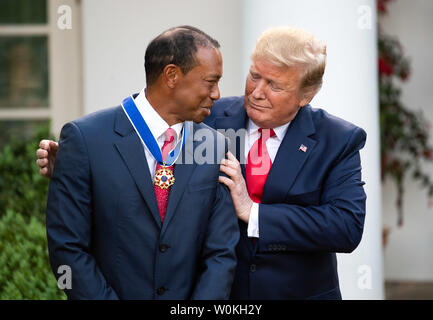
250;69;281;85
206;74;222;80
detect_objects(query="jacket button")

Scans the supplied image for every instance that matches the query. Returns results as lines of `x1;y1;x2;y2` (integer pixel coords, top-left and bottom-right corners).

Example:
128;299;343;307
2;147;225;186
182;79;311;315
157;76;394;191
159;244;169;253
157;287;166;295
250;264;257;273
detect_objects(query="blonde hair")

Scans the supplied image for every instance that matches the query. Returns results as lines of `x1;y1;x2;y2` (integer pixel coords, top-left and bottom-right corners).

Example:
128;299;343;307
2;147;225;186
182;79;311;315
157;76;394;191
251;26;327;98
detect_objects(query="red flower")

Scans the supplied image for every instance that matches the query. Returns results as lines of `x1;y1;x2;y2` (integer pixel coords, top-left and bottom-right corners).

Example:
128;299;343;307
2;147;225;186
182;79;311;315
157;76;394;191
377;0;393;14
379;58;393;76
423;149;433;160
400;70;409;81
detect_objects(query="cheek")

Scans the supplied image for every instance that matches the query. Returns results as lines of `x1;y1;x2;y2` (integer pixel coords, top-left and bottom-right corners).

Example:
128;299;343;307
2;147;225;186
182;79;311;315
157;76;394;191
195;85;210;99
245;79;255;95
184;89;204;104
271;96;298;119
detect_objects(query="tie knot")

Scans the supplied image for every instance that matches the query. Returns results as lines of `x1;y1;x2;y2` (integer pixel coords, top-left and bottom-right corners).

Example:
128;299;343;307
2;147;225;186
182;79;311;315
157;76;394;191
164;128;177;144
258;128;276;141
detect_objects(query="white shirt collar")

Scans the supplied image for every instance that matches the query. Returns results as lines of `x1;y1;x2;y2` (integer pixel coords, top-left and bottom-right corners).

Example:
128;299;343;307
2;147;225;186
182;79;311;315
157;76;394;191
133;87;183;143
247;118;290;141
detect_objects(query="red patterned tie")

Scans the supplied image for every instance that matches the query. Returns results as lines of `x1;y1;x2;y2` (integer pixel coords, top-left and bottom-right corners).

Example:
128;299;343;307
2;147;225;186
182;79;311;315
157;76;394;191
154;128;177;222
246;128;276;203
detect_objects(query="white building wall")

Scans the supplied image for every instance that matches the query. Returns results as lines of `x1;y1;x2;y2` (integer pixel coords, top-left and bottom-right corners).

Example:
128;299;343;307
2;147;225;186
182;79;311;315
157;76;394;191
381;0;433;282
81;0;243;114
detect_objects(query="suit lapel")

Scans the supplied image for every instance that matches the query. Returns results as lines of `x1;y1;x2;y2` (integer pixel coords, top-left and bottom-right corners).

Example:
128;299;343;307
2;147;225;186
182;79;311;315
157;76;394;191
215;103;248;176
113;107;162;229
262;105;317;203
161;121;196;235
215;102;255;252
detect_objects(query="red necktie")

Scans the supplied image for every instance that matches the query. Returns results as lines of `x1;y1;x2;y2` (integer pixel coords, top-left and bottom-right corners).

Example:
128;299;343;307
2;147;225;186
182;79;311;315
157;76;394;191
154;128;177;222
246;128;276;203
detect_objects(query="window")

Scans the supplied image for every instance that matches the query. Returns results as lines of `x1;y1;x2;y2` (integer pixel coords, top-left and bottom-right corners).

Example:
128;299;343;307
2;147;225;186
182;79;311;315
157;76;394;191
0;0;82;147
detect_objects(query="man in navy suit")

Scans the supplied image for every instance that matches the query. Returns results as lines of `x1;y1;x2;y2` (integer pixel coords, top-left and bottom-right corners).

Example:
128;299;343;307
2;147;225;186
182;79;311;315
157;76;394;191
211;26;366;299
43;26;239;299
38;26;366;300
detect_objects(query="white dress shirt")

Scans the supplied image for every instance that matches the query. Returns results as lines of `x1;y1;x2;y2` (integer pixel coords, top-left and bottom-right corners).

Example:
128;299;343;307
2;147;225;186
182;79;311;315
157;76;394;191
245;119;291;238
133;88;184;180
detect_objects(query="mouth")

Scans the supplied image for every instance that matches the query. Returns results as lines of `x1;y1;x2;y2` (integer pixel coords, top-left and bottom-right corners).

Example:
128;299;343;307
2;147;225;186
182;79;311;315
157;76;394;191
201;105;212;115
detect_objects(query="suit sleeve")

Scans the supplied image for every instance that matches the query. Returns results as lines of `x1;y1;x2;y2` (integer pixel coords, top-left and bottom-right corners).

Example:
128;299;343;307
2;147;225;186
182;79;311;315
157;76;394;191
258;127;367;253
46;122;119;299
191;137;240;300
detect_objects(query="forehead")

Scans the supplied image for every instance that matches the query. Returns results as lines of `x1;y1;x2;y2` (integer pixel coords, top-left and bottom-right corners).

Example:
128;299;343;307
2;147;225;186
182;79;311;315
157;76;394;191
192;47;223;76
250;58;302;83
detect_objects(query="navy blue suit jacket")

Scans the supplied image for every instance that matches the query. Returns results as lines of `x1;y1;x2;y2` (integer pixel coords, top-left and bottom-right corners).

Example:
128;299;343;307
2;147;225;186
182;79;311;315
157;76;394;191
46;105;239;299
204;96;367;300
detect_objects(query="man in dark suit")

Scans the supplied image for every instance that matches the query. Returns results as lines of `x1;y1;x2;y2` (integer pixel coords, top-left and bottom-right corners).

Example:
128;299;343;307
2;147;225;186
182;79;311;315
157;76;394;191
210;26;366;299
44;26;239;299
38;26;366;300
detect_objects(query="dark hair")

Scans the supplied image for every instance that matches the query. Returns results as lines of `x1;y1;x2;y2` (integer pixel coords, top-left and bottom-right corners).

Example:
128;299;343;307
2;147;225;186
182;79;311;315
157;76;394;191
144;25;220;86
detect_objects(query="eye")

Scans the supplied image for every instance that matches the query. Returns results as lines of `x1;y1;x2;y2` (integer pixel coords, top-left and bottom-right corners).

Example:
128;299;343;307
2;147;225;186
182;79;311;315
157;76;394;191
270;82;283;91
249;71;260;81
206;77;220;85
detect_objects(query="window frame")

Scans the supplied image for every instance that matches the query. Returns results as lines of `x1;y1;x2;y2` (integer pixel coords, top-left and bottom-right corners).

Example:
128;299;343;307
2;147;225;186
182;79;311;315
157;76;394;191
0;0;83;138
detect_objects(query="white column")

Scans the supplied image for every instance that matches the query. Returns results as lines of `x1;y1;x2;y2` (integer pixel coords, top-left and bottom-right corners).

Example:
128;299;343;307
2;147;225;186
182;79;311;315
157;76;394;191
242;0;383;299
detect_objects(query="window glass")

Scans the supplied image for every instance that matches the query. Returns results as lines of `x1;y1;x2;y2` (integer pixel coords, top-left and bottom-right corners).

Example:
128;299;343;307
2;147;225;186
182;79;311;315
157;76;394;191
0;0;47;24
0;37;49;108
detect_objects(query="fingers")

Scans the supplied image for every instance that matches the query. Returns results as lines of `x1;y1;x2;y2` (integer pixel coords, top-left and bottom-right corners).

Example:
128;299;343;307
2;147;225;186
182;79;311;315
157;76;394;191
220;152;243;185
220;158;240;171
37;139;56;178
223;152;240;168
39;167;50;178
36;148;48;159
36;158;48;168
226;151;237;162
219;162;238;179
218;175;234;189
39;139;52;150
49;141;59;152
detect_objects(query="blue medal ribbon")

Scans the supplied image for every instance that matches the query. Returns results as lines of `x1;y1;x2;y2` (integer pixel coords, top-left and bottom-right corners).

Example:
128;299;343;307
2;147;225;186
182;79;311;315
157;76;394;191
121;95;189;166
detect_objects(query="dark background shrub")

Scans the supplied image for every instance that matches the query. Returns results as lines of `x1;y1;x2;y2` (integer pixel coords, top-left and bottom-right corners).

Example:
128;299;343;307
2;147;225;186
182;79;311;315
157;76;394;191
0;124;65;299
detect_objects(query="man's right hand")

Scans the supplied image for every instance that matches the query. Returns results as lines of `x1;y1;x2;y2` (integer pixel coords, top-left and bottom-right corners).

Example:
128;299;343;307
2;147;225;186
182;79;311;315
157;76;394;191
36;140;58;178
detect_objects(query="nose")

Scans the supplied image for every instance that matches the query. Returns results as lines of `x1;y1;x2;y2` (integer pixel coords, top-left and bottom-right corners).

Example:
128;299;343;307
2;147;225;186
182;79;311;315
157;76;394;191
251;80;266;100
210;84;220;101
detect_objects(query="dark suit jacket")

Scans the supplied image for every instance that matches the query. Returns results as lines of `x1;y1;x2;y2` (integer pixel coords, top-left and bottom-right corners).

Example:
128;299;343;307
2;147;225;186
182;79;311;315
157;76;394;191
204;96;367;300
46;105;239;299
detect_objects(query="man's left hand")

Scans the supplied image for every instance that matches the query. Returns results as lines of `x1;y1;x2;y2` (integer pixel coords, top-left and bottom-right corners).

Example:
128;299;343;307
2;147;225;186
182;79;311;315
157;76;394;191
219;151;253;223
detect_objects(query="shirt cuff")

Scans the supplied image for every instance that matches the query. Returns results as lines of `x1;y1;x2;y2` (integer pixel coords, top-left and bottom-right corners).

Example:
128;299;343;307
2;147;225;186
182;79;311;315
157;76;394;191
247;202;260;238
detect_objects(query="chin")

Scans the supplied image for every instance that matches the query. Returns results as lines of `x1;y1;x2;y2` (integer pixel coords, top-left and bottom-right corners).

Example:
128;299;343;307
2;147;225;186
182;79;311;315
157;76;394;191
193;114;206;124
246;107;263;124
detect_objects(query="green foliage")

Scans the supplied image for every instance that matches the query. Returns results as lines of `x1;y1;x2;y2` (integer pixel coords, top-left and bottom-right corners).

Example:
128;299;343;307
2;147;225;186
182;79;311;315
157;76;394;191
0;124;65;299
0;124;53;223
0;210;65;299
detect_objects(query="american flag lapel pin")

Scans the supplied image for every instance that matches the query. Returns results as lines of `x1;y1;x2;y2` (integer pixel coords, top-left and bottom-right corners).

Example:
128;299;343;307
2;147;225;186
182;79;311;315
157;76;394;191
299;144;308;152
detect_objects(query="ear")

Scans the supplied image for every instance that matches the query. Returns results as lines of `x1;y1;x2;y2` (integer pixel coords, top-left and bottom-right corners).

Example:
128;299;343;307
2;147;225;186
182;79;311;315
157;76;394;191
163;64;181;89
299;96;313;107
299;89;316;107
